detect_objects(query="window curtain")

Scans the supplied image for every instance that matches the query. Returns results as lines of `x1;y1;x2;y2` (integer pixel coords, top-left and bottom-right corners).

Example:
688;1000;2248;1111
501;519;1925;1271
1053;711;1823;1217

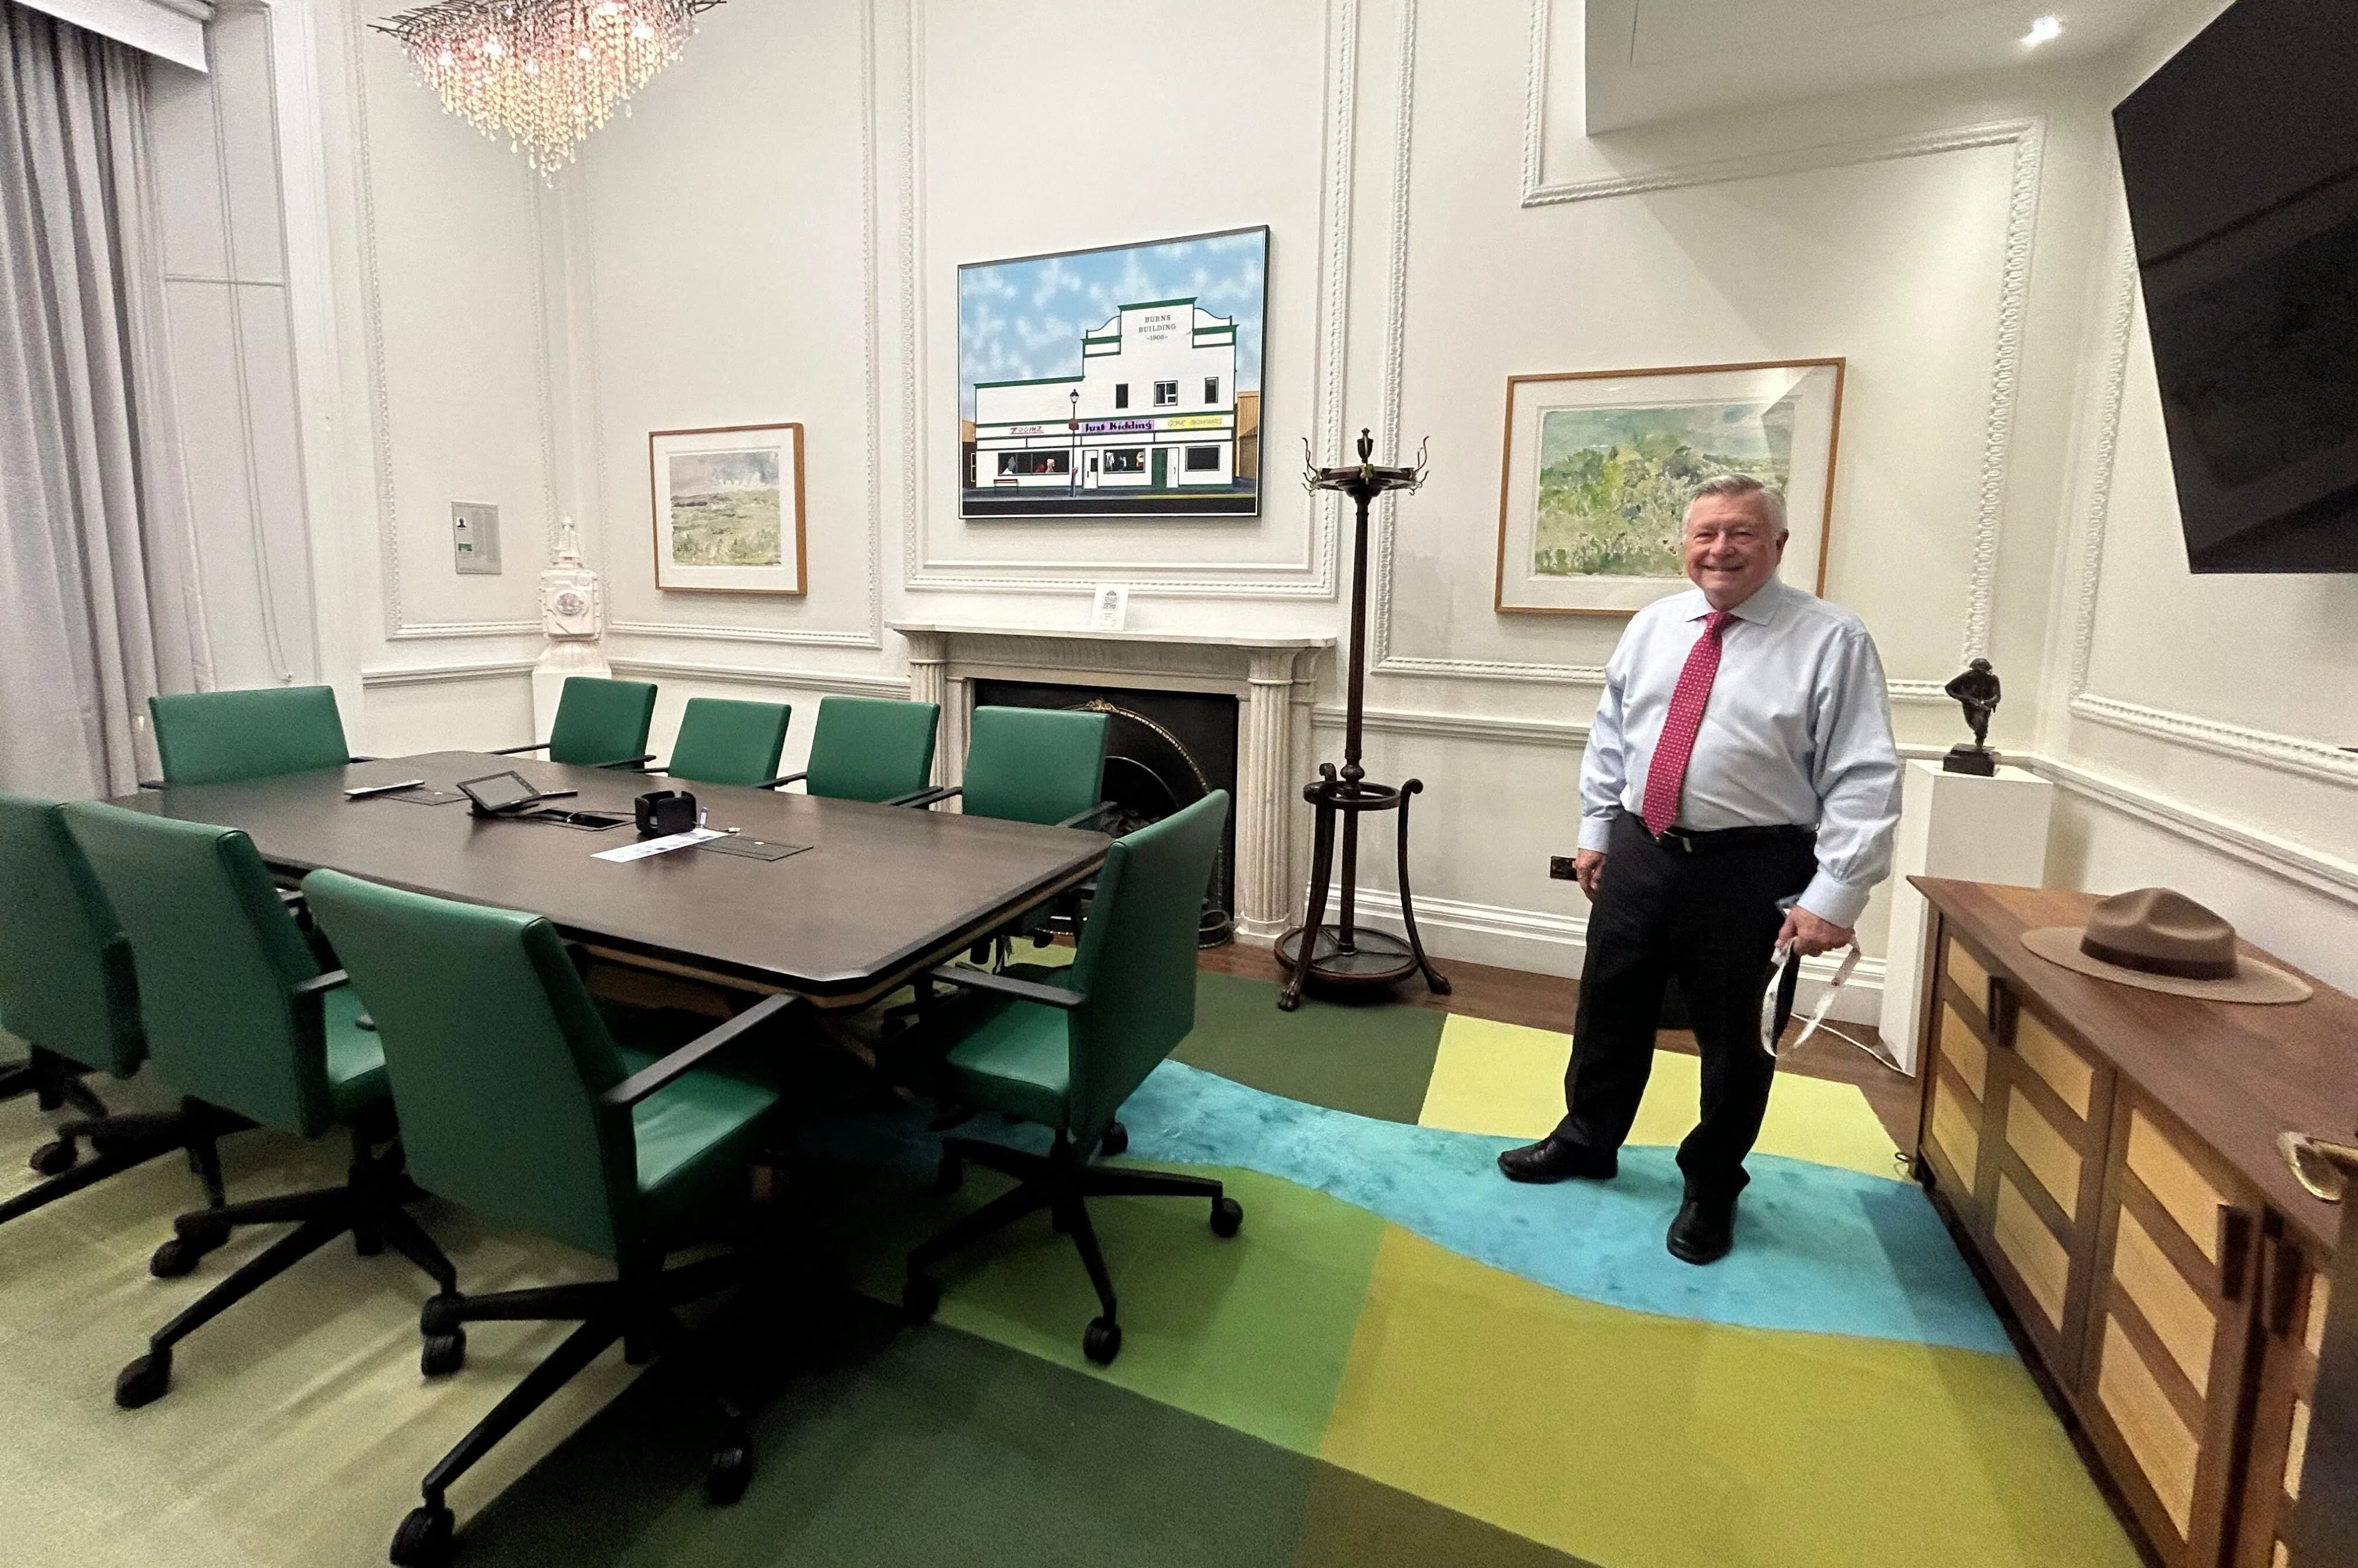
0;0;209;799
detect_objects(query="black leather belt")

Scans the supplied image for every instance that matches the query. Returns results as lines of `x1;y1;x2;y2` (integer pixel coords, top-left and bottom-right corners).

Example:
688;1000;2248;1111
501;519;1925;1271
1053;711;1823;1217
1627;812;1814;857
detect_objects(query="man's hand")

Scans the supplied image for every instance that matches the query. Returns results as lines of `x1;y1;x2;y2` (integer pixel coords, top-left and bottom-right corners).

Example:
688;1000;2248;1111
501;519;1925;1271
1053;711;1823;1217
1778;904;1853;958
1575;849;1606;897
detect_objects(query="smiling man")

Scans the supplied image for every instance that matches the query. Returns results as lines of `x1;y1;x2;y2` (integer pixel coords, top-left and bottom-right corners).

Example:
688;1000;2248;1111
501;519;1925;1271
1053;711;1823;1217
1497;473;1901;1264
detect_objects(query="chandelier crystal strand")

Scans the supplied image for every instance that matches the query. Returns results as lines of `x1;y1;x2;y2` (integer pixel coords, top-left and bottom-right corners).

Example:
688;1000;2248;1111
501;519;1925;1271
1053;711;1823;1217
375;0;724;177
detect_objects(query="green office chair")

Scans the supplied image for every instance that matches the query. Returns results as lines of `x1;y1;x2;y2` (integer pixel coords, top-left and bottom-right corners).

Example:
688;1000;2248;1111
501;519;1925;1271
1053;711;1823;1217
493;676;658;769
663;697;792;788
766;694;939;803
304;870;788;1567
147;685;356;786
904;706;1114;828
60;802;457;1409
901;790;1237;1367
0;793;234;1231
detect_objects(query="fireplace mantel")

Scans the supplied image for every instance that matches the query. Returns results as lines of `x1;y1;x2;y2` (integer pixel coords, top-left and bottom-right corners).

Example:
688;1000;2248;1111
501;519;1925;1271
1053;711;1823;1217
890;622;1333;942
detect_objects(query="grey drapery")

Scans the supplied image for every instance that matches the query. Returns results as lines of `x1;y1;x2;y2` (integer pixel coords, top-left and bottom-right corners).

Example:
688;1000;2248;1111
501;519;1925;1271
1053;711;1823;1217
0;1;209;798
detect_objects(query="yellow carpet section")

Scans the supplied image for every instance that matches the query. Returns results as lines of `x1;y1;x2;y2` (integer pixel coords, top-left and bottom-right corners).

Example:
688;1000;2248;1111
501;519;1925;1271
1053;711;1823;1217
1419;1014;1906;1181
1320;1226;2141;1568
0;1080;643;1568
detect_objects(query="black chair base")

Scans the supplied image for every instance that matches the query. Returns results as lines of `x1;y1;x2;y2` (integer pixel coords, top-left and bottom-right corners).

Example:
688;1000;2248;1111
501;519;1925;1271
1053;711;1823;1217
0;1093;240;1233
903;1126;1241;1366
0;1047;110;1120
114;1129;455;1410
390;1250;754;1567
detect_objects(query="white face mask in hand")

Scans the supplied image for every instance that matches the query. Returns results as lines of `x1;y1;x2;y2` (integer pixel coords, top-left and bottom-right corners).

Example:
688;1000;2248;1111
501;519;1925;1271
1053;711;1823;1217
1760;941;1862;1058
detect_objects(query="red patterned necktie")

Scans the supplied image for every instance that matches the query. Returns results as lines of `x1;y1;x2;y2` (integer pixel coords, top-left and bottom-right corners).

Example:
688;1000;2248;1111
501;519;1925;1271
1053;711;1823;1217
1640;610;1736;836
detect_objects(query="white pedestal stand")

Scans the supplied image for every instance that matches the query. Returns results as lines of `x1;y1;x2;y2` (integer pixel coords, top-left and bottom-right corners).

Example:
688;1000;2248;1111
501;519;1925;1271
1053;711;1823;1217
530;520;607;745
1876;760;2053;1075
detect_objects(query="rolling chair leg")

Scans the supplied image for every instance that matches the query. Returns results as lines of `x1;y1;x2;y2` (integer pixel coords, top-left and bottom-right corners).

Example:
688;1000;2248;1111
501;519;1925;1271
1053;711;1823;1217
0;1098;233;1230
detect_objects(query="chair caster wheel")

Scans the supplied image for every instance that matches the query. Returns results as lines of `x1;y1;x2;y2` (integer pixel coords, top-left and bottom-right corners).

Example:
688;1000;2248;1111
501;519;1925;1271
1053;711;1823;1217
152;1215;228;1278
1098;1122;1128;1158
903;1274;940;1323
29;1139;77;1177
1210;1197;1243;1238
934;1153;963;1194
1082;1316;1122;1366
420;1331;466;1378
114;1349;171;1409
706;1443;752;1505
389;1503;455;1567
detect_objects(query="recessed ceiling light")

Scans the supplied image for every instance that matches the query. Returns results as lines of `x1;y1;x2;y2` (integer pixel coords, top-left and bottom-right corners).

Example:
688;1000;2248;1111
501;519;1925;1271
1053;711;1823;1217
2024;15;2063;45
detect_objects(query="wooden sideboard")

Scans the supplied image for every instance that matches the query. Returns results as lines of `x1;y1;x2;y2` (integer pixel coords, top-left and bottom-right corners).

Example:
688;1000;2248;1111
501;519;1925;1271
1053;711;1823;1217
1910;881;2357;1568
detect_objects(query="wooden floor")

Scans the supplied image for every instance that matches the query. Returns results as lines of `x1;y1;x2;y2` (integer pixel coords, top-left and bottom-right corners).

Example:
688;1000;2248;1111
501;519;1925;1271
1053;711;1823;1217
1203;941;1924;1151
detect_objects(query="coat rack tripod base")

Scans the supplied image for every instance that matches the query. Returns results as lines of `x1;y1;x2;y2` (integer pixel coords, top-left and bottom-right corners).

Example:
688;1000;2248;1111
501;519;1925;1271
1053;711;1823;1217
1277;427;1451;1013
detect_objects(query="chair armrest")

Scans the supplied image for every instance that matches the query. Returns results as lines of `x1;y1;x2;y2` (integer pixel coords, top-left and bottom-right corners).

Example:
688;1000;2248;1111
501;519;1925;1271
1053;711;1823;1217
290;969;350;1000
595;753;657;771
1056;801;1119;831
489;742;549;756
891;785;960;809
759;771;806;791
925;963;1086;1010
600;993;801;1108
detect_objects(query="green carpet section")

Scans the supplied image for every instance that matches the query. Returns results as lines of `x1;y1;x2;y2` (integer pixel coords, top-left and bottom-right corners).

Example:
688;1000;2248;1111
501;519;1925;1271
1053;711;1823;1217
457;1294;1604;1568
1174;970;1444;1124
816;1154;1389;1458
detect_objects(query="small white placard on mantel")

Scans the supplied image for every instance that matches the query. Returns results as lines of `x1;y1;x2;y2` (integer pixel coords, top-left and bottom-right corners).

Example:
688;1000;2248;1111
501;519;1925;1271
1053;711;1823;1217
1088;584;1131;633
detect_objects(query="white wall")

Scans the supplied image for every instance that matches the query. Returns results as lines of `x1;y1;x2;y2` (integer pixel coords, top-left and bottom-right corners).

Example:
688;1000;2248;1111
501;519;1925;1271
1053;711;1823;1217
196;0;2357;1017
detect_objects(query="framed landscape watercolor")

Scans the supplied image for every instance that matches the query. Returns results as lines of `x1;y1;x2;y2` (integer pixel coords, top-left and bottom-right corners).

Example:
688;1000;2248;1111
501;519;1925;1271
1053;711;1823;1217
648;423;807;595
1493;360;1844;615
958;225;1267;521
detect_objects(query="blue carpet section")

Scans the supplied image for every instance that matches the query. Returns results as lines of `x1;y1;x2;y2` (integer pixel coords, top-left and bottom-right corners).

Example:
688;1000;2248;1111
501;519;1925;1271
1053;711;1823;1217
810;1060;2011;1356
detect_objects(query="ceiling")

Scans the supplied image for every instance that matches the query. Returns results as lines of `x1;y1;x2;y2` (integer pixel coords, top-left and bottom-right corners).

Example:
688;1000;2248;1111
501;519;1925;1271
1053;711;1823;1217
1582;0;2186;133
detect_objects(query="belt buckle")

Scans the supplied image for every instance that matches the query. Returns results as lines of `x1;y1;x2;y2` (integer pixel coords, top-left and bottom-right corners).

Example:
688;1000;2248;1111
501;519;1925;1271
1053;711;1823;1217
1657;826;1696;855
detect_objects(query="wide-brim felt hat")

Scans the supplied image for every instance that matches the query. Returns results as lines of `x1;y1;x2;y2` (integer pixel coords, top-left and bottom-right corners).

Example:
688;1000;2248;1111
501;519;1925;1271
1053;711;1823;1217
2021;887;2311;1005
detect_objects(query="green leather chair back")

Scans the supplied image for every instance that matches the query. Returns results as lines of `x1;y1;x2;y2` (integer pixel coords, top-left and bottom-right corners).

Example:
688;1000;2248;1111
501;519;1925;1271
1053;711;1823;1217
62;802;340;1136
1063;790;1227;1141
304;871;635;1259
547;677;658;767
666;698;791;788
804;696;939;803
0;793;142;1077
149;686;350;786
960;707;1109;826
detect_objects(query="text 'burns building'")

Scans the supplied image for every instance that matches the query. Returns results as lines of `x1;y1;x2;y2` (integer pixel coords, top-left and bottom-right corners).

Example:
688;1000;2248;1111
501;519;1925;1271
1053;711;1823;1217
969;298;1246;512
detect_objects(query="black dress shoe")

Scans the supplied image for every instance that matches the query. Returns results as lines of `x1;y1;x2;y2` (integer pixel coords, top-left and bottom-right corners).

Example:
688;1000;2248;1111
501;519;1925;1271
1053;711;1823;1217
1496;1137;1618;1184
1666;1195;1735;1264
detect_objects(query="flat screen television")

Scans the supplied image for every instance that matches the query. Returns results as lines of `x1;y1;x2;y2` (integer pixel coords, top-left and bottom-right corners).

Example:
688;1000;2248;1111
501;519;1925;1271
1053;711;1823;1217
2113;0;2358;572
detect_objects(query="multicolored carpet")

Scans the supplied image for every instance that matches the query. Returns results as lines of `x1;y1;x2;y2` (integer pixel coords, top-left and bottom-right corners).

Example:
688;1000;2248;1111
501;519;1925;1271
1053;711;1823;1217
0;969;2144;1567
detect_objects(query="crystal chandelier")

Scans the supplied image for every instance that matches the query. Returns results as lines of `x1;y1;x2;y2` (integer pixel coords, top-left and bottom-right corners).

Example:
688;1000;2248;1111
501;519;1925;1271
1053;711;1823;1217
374;0;724;177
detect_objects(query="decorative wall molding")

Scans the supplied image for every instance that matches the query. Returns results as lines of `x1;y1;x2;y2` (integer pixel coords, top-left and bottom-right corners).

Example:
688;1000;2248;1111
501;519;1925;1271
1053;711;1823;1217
2066;239;2139;699
897;0;1357;600
1315;704;1582;748
2068;694;2358;788
358;658;538;689
602;657;910;700
2040;753;2358;907
345;4;538;644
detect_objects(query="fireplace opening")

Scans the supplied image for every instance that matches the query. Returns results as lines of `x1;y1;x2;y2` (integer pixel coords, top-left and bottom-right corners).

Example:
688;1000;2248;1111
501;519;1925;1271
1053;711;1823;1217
971;678;1239;946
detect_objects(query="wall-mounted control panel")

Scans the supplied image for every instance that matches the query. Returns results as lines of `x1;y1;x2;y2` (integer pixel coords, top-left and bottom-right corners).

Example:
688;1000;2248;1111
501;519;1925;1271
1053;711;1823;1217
452;502;501;574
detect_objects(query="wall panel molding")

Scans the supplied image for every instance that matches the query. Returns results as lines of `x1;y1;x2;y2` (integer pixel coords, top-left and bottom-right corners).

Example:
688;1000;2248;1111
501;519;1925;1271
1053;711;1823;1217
603;657;910;700
898;0;1358;600
358;658;537;688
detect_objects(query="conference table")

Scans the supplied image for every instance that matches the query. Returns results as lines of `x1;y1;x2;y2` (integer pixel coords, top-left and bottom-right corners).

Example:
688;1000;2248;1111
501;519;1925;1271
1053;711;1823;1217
113;752;1111;1009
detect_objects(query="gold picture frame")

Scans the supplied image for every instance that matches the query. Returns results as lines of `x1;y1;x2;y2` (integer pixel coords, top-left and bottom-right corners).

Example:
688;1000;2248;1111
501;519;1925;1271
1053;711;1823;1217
648;421;809;595
1493;358;1845;617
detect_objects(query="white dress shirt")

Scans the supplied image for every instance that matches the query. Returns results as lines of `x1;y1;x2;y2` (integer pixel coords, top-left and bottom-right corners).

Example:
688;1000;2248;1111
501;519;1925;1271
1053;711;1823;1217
1578;576;1901;928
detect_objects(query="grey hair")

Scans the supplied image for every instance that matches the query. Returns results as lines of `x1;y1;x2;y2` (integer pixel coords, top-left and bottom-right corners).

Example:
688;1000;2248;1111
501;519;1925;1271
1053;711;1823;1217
1686;473;1787;536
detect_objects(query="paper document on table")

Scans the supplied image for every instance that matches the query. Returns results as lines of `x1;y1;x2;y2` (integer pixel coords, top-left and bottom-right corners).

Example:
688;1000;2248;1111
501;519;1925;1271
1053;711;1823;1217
592;828;725;864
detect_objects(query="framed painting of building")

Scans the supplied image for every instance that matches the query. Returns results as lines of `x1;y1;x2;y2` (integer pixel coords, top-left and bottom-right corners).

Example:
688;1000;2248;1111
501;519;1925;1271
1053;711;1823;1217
1494;360;1845;615
648;422;807;595
958;226;1267;520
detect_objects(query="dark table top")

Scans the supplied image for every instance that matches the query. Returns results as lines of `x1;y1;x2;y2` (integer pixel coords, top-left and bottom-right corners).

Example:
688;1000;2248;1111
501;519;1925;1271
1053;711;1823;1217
1918;878;2358;1254
114;752;1109;1002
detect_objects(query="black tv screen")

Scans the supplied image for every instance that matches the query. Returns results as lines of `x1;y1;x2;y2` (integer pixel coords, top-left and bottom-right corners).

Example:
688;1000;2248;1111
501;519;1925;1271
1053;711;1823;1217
2113;0;2358;572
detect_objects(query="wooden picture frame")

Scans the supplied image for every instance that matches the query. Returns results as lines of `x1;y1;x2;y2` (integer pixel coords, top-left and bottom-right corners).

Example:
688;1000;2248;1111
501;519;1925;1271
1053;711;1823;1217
1493;358;1845;617
648;422;808;595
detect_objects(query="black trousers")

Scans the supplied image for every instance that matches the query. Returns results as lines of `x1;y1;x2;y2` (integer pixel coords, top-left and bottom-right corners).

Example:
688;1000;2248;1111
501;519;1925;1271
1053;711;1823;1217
1556;810;1817;1203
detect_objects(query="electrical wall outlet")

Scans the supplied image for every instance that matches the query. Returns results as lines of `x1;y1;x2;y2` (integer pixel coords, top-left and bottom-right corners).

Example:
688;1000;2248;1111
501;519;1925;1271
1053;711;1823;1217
452;502;501;575
1549;855;1578;881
